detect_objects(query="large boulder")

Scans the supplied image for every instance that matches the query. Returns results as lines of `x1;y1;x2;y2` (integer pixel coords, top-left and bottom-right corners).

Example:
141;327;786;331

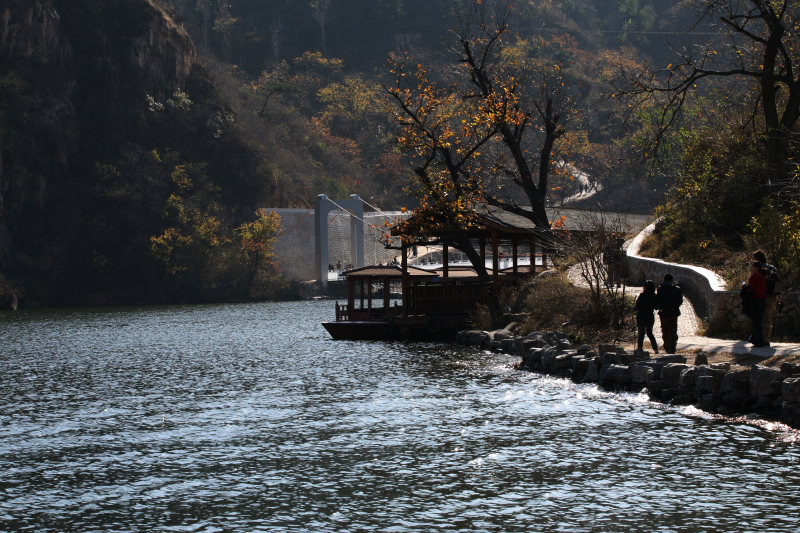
679;366;697;388
600;364;631;388
783;402;800;427
554;354;574;372
721;368;752;408
750;365;784;399
780;363;800;376
630;363;654;386
600;352;617;367
696;366;726;396
522;338;546;350
523;349;543;370
783;377;800;403
576;344;595;355
598;344;624;355
541;348;557;372
572;357;592;380
662;363;690;389
500;338;517;354
656;354;688;364
493;330;515;342
584;360;600;382
466;330;489;346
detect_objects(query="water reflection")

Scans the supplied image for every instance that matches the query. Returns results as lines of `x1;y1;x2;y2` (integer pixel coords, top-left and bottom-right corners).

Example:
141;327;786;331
1;301;799;532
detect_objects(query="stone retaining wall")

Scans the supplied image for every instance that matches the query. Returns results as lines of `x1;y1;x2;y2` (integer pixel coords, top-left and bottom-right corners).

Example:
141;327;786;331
457;327;800;428
626;223;800;336
625;223;726;319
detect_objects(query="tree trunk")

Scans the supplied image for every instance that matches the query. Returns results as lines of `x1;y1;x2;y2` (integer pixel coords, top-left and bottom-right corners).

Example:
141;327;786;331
454;234;504;326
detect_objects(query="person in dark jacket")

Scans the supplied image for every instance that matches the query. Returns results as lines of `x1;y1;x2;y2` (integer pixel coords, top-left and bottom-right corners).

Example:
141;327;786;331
748;261;768;347
635;280;659;354
657;274;683;354
753;250;780;346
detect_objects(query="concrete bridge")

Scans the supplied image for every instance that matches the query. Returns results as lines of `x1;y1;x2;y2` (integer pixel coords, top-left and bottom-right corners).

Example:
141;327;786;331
266;195;408;290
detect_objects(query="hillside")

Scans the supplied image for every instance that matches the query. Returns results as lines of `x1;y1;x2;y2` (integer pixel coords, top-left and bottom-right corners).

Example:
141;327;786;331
0;0;704;307
0;0;293;306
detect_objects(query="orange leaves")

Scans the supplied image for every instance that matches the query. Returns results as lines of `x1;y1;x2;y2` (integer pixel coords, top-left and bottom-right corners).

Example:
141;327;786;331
551;215;568;230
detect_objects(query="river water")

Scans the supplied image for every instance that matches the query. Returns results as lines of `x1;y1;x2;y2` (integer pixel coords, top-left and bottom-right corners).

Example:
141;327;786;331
1;301;799;533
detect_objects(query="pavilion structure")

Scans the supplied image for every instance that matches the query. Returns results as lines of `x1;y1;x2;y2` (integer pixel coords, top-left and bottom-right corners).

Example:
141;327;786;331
322;203;651;340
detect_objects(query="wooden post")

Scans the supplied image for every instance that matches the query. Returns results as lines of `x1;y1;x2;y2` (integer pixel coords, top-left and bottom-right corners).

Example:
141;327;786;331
347;277;355;313
367;278;372;312
492;230;499;282
541;237;548;271
530;238;536;273
359;278;365;310
512;237;518;274
383;277;390;311
443;243;449;278
401;244;409;314
480;236;486;271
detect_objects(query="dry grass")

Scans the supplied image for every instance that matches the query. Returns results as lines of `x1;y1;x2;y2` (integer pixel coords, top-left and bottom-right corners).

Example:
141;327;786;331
518;274;636;345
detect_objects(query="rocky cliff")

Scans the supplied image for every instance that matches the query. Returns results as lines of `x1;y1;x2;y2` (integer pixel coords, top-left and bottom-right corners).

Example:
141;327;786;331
0;0;200;306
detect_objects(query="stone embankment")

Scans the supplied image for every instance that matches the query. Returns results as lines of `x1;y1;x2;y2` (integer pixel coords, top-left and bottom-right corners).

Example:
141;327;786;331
457;328;800;429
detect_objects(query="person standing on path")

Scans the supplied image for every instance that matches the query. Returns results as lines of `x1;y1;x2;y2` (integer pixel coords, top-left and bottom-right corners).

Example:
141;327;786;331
657;274;683;354
748;261;768;347
603;233;624;288
634;280;659;354
753;250;780;346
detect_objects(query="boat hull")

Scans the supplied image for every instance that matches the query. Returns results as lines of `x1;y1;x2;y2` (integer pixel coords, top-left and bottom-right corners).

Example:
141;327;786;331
322;316;464;341
321;321;397;341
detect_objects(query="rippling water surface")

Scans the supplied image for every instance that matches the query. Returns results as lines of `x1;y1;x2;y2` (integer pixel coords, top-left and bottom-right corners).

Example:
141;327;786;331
1;301;799;532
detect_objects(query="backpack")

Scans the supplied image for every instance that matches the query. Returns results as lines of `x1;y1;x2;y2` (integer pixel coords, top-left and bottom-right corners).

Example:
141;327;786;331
740;282;752;317
764;263;781;296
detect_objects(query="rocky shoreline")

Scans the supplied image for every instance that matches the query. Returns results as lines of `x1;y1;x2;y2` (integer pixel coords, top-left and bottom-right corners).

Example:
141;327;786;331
457;327;800;430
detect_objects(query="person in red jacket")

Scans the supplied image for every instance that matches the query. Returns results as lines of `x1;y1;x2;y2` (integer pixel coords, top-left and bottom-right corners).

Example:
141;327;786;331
748;261;768;347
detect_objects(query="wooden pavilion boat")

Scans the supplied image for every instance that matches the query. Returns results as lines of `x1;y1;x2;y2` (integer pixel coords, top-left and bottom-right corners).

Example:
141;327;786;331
322;204;652;341
321;265;455;340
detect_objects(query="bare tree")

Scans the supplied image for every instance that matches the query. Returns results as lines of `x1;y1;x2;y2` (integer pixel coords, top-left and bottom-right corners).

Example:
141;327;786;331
390;4;575;240
310;0;331;56
389;3;579;323
195;0;218;50
269;18;283;65
554;210;632;328
619;0;800;186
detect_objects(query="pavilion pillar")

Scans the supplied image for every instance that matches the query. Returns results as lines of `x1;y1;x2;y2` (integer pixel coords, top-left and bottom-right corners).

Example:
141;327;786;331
530;237;536;273
401;244;409;314
383;277;390;311
491;230;499;282
541;236;548;271
512;237;518;274
367;279;372;312
443;243;449;278
347;276;355;311
480;236;486;270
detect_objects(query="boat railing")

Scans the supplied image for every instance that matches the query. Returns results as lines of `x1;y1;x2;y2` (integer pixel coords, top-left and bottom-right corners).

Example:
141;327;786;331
335;302;403;322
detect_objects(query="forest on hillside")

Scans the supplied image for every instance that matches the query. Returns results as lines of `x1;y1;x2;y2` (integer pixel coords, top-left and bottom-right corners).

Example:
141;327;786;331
3;0;797;306
160;0;703;210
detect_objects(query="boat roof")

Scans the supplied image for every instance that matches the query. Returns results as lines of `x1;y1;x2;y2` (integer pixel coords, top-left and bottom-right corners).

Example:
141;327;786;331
342;265;437;278
474;204;652;234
